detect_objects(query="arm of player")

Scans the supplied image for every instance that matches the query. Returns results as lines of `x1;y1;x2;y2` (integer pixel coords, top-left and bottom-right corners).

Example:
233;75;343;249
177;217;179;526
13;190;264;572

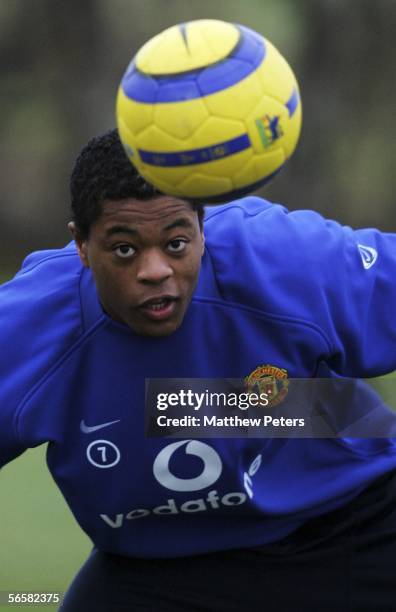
270;209;396;376
204;197;396;377
319;223;396;376
0;246;84;467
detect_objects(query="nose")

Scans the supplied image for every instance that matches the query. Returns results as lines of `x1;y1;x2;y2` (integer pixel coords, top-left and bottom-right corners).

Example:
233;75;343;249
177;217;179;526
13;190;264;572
136;249;173;284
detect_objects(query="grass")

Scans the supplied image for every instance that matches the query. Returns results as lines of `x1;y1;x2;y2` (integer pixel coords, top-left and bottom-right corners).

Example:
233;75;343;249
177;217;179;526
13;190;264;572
0;446;91;611
369;371;396;411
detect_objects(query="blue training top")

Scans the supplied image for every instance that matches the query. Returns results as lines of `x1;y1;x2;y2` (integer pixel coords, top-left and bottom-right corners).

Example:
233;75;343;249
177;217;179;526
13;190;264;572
1;197;396;558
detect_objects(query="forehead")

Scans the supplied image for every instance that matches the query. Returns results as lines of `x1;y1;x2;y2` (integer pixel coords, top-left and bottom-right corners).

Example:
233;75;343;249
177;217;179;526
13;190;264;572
97;196;196;230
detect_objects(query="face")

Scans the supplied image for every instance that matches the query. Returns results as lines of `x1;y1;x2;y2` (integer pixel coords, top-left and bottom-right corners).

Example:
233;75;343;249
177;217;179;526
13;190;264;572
69;196;205;337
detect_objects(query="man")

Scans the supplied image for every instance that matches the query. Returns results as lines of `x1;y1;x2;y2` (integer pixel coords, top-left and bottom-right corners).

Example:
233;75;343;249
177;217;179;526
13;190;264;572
1;129;396;611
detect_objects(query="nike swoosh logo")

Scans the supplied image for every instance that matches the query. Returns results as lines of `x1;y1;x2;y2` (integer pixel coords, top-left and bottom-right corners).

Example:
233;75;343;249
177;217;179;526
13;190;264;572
80;419;121;434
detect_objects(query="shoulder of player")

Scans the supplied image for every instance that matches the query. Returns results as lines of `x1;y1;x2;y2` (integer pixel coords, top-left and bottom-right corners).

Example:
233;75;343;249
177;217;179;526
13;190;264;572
200;196;356;318
0;243;96;419
203;196;350;269
16;240;81;277
0;242;95;343
204;196;341;244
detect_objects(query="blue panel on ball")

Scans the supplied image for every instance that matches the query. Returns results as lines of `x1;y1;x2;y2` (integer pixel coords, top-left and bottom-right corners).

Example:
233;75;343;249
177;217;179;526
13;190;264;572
122;25;266;104
197;58;254;97
138;133;251;167
124;66;160;102
156;79;201;102
285;88;299;117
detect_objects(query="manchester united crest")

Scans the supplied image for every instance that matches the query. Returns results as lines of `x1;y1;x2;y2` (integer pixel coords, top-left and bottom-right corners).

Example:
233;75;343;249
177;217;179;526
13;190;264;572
245;365;289;407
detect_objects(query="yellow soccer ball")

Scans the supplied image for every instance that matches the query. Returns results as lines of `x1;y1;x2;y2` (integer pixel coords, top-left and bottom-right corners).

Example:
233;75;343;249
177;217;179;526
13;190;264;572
116;19;302;202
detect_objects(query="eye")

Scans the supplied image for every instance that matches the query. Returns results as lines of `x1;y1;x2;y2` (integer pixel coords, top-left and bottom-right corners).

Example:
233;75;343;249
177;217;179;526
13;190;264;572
114;245;135;258
168;239;187;253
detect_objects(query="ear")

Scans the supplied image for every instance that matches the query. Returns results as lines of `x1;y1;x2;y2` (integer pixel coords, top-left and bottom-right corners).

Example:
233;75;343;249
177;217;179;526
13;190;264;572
68;222;90;268
200;231;205;256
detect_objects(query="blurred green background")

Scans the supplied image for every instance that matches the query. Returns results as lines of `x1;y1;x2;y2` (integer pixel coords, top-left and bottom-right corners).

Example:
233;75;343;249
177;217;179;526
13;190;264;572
1;0;395;609
1;447;90;611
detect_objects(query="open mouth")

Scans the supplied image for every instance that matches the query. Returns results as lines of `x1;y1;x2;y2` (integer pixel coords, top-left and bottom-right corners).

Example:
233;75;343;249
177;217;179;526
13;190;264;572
139;297;178;321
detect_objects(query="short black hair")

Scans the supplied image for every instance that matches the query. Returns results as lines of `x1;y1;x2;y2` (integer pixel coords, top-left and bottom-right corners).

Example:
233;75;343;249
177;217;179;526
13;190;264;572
70;129;204;237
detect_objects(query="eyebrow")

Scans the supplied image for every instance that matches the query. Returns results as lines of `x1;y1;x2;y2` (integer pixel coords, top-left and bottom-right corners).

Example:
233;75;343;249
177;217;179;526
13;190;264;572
104;218;194;238
105;225;138;238
163;217;194;231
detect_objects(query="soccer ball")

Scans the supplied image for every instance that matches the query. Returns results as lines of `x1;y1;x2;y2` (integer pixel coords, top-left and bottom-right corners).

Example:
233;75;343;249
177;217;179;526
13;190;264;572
116;19;302;202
